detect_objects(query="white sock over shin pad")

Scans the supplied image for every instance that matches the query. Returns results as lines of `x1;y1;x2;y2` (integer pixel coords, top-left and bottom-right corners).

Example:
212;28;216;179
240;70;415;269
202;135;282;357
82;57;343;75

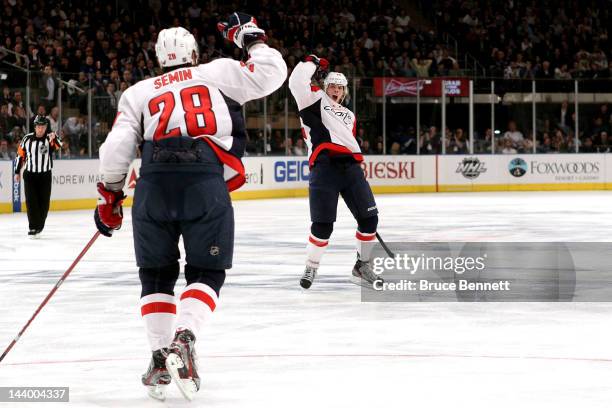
306;234;329;268
140;293;177;351
175;283;218;340
356;231;376;262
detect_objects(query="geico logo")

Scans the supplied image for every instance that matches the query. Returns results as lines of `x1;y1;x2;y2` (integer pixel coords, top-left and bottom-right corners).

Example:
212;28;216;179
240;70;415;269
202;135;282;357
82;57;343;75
530;161;600;174
274;160;310;182
361;161;415;179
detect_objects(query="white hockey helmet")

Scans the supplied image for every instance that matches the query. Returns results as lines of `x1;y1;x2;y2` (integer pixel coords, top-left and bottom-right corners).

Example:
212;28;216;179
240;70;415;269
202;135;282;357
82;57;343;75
323;72;349;102
155;27;199;68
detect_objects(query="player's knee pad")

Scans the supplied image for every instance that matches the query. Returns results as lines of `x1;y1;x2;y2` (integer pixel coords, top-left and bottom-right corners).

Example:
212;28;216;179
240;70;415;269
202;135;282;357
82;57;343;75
357;215;378;234
311;222;334;240
139;262;180;297
185;264;226;296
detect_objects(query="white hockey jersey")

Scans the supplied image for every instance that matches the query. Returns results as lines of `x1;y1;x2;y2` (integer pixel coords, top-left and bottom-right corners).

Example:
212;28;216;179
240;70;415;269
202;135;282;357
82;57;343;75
100;44;287;191
288;61;363;166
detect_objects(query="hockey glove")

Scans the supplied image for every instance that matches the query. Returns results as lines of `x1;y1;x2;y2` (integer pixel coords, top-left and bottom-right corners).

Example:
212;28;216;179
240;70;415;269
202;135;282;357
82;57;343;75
94;182;126;237
217;12;267;50
305;54;329;80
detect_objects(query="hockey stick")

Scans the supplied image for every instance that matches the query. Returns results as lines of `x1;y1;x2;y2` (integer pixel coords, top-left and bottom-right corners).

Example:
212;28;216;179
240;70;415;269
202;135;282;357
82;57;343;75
0;231;101;363
376;232;395;258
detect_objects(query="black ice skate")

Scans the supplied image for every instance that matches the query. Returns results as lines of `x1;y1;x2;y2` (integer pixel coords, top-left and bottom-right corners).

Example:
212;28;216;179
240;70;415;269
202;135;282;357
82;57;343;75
351;259;383;287
300;265;317;289
165;328;200;401
142;348;171;401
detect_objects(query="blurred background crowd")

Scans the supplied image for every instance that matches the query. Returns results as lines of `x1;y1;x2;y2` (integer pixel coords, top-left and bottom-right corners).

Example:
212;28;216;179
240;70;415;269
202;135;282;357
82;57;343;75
0;0;610;159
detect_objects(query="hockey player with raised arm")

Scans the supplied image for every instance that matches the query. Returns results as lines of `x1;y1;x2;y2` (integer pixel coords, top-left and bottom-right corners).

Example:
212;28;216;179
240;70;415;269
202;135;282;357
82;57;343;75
288;55;382;289
94;13;286;401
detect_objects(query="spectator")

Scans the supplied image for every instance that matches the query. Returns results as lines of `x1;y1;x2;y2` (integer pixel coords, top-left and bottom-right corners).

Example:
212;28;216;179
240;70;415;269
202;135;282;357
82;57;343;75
390;142;401;154
596;131;610;153
40;65;57;108
0;138;15;160
374;140;384;154
62;115;86;155
10;106;27;133
501;139;518;154
581;137;595;153
411;54;433;77
559;101;573;131
538;132;553;153
420;126;440;154
293;138;307;156
0;87;11;105
503;121;524;150
8;91;28;117
0;103;11;137
361;139;373;154
59;137;72;158
448;128;467;154
47;107;60;134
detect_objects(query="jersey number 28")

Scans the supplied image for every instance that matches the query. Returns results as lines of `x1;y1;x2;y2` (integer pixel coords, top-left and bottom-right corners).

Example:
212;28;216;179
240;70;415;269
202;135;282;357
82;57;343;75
148;85;218;140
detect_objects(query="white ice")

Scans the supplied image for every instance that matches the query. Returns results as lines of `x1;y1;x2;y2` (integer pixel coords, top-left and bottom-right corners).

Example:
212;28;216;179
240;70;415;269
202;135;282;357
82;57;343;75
1;191;611;407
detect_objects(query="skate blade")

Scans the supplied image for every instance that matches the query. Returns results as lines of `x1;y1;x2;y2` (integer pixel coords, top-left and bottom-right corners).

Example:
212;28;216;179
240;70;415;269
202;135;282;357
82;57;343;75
145;384;167;401
166;353;198;401
350;275;382;289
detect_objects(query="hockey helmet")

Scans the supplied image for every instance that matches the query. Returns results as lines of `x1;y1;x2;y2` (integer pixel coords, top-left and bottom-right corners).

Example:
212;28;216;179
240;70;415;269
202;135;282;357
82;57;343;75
155;27;199;68
33;115;49;127
323;72;349;103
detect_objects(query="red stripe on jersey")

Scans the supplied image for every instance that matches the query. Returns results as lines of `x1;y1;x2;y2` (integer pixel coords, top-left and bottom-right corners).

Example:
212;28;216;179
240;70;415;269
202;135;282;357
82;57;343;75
141;302;176;316
352;116;357;137
311;85;321;92
356;231;376;241
181;289;216;312
201;138;246;192
228;26;239;42
309;142;364;167
309;235;329;247
112;111;122;128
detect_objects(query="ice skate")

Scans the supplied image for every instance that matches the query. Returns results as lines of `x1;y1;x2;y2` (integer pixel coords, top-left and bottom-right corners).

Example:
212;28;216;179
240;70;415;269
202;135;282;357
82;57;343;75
141;348;171;401
300;265;317;289
166;328;200;401
351;258;383;287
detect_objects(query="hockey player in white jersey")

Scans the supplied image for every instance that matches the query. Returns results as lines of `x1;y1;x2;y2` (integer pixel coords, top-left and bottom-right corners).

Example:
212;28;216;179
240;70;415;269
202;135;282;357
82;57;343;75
94;13;286;401
288;55;382;289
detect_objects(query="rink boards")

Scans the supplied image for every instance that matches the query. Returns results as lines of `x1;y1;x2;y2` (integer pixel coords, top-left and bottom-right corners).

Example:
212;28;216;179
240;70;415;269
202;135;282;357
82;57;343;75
0;154;609;212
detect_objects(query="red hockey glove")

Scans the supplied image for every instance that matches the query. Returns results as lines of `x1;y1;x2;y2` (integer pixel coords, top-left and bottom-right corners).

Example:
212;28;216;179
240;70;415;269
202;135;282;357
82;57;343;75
217;12;267;50
94;182;126;237
305;54;329;71
305;54;329;80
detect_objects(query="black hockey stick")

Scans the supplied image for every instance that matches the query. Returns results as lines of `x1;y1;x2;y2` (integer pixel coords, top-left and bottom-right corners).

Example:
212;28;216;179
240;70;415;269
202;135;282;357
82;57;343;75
0;231;101;363
376;232;395;258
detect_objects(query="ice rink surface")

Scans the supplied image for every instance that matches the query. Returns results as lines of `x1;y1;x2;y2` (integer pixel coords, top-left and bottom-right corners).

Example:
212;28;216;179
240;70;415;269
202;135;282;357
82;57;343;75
1;191;611;407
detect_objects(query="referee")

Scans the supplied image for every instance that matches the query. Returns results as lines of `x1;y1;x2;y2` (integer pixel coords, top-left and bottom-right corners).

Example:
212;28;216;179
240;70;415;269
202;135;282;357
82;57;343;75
14;115;62;237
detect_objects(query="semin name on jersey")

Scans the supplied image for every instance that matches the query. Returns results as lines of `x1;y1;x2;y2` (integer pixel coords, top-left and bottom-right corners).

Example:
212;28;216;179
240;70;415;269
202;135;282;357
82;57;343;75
153;69;193;89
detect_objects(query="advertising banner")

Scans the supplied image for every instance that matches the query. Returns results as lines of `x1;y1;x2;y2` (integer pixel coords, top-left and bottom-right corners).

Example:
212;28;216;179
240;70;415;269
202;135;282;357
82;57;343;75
2;154;612;213
0;161;13;211
373;77;469;98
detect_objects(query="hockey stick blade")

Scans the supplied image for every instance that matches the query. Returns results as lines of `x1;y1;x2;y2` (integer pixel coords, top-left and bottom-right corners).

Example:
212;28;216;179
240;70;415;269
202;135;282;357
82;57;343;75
0;231;101;363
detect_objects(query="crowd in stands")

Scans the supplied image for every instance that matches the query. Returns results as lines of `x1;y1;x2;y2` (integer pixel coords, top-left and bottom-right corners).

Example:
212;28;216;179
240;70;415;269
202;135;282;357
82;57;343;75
0;0;610;159
432;0;611;79
381;102;612;155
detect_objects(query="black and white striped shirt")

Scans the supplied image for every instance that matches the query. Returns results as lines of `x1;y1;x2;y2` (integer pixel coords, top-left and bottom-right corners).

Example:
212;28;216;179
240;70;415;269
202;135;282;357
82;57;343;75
14;132;63;174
